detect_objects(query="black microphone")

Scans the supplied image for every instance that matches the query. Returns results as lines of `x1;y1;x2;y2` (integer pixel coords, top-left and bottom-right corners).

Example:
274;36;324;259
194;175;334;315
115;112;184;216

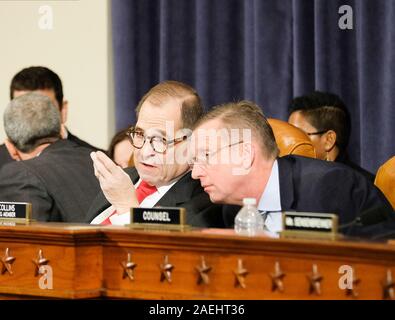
339;206;392;230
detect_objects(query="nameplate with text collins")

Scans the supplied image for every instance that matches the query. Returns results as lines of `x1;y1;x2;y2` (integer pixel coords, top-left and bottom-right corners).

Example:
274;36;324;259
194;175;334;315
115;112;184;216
130;207;188;229
0;202;32;222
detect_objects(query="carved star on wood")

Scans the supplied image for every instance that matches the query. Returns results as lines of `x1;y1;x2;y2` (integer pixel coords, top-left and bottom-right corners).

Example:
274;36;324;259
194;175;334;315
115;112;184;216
234;259;249;288
382;269;395;300
195;256;212;285
345;268;361;299
269;261;286;292
32;249;49;277
1;248;16;275
307;264;323;296
159;255;174;283
121;253;137;281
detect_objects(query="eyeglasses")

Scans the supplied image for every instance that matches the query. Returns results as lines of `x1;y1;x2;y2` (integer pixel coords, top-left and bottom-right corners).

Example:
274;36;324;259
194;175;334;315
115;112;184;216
126;128;189;154
306;130;328;136
188;140;243;168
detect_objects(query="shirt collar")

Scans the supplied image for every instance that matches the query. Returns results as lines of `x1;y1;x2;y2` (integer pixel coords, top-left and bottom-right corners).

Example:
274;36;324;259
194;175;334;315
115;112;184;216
155;180;178;195
258;159;282;212
135;173;185;195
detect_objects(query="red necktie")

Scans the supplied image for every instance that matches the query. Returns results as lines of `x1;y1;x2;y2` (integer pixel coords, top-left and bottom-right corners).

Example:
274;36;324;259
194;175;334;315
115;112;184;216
100;180;157;225
136;180;158;203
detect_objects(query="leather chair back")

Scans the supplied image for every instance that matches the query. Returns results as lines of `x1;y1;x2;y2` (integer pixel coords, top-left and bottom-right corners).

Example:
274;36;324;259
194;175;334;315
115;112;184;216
268;118;316;158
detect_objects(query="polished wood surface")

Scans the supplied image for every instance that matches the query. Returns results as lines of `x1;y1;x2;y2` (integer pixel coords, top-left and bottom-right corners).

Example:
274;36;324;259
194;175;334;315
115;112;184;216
0;223;103;298
0;222;394;299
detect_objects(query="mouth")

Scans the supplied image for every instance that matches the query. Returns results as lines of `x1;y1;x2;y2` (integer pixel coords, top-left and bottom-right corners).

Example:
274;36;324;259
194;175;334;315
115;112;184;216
140;162;157;169
202;184;213;192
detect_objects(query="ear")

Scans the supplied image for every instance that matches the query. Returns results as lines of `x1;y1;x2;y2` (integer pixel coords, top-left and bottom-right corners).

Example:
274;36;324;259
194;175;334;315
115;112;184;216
4;139;22;161
324;130;337;152
60;100;68;124
60;124;67;139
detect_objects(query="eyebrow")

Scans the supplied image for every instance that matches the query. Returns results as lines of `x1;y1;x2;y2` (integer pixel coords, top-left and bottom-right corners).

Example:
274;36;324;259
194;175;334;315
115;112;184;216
153;128;167;136
135;126;167;137
134;126;144;132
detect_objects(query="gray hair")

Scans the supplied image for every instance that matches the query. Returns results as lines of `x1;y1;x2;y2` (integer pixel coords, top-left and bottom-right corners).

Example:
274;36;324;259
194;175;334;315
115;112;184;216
4;92;61;153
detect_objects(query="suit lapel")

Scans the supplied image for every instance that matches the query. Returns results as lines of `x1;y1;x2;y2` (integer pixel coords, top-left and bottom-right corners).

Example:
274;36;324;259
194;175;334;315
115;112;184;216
156;172;197;207
277;156;296;210
125;167;140;184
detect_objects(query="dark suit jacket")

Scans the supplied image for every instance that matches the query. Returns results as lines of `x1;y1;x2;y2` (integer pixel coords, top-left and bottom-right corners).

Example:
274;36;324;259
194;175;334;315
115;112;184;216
335;152;375;182
86;168;225;228
0;130;102;171
67;131;104;152
224;155;394;237
0;145;12;167
0;139;102;222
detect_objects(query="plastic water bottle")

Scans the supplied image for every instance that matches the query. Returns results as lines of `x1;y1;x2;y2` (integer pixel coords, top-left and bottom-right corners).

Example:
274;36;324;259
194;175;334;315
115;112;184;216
234;198;264;236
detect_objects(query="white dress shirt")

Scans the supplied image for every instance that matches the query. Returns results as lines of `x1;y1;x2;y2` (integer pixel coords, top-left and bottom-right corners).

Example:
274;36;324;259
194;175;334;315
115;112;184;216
257;160;283;233
91;178;179;225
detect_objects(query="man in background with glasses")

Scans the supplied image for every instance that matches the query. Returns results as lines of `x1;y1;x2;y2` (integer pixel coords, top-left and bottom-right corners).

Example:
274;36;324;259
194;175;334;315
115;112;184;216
87;81;224;227
189;100;394;238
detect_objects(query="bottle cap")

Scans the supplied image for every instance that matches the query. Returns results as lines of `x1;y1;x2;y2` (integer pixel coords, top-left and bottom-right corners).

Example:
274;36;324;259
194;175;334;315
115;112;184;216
243;198;257;205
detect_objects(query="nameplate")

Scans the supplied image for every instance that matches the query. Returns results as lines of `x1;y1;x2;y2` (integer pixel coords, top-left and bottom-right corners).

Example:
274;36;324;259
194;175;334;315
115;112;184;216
281;212;339;239
0;202;32;222
130;207;188;229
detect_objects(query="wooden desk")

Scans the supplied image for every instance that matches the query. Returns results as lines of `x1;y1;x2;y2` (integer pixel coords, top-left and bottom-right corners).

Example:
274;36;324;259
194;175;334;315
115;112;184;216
0;223;394;299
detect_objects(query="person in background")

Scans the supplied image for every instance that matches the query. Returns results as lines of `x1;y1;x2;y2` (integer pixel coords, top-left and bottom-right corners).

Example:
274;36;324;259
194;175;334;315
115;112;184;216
0;66;102;170
288;91;374;181
107;127;134;168
0;93;101;222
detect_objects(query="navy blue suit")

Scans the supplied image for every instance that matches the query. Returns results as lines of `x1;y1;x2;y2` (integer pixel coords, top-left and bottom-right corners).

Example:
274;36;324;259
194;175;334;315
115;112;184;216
224;156;394;238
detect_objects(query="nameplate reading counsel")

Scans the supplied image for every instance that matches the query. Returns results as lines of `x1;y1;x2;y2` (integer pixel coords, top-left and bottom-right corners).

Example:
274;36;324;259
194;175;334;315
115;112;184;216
131;207;186;226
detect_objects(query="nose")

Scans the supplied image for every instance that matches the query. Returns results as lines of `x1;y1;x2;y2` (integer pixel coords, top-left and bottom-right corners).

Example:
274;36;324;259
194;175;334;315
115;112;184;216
191;164;205;180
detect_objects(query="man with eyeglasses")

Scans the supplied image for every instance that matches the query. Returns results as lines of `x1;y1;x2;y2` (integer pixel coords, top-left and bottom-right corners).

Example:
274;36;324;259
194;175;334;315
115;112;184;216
87;81;224;227
189;100;394;238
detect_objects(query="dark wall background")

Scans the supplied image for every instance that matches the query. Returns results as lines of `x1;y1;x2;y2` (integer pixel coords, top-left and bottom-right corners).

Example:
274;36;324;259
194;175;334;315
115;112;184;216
112;0;395;173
